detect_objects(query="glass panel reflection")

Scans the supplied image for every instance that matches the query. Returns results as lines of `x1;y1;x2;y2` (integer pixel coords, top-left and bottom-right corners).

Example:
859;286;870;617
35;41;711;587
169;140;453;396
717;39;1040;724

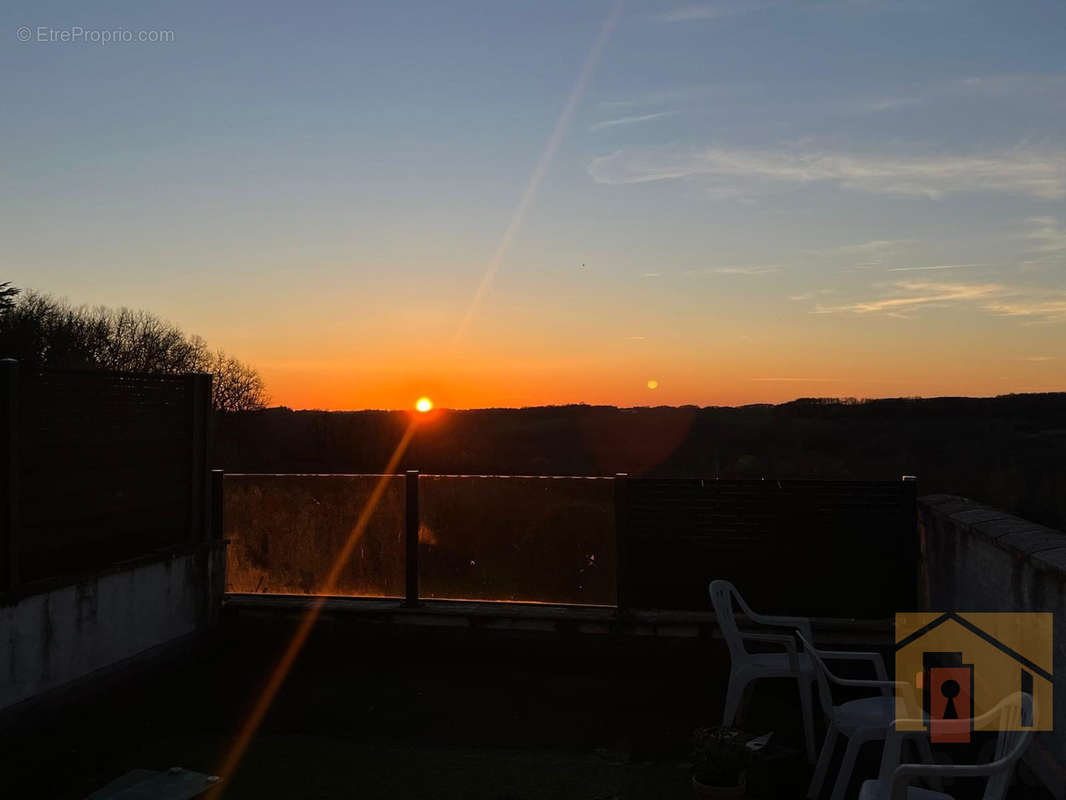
224;474;405;596
419;475;615;605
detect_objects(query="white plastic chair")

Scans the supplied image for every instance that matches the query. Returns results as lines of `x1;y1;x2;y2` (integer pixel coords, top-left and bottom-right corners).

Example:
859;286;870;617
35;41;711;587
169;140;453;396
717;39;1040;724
708;579;818;762
858;692;1036;800
797;631;935;800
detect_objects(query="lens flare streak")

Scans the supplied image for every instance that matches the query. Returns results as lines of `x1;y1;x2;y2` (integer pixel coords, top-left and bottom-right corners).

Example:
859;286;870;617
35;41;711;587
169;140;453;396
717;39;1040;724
450;0;623;348
211;421;417;793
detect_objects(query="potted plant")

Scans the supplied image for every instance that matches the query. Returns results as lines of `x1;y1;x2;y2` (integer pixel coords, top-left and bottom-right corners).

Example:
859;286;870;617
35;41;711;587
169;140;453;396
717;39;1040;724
691;726;749;799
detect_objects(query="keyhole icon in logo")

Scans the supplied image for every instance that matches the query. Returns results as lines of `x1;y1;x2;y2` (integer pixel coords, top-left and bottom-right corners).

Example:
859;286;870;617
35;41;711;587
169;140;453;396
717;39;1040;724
941;679;960;719
929;666;973;743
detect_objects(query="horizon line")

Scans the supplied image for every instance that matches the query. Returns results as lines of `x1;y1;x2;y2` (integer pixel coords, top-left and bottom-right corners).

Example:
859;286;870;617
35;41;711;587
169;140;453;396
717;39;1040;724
249;389;1066;414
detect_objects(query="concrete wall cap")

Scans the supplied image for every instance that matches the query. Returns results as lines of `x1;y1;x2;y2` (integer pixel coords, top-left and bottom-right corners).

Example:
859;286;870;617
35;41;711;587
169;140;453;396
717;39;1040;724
972;518;1052;541
998;529;1066;554
922;499;977;517
1031;547;1066;577
918;494;1066;568
950;508;1011;527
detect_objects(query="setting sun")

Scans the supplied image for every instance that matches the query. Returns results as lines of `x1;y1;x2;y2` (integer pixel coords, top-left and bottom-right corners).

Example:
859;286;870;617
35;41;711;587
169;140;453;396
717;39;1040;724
647;380;659;390
415;396;434;413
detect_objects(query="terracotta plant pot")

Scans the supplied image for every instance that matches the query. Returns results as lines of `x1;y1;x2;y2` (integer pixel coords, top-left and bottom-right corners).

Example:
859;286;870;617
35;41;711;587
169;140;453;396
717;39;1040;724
691;773;745;799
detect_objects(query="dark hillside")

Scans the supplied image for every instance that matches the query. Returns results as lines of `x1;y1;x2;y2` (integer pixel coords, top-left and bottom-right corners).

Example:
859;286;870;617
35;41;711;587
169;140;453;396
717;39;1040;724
214;393;1066;531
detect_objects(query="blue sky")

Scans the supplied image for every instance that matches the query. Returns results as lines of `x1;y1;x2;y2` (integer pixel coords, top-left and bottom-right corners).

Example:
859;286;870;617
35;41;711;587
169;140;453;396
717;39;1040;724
3;1;1065;408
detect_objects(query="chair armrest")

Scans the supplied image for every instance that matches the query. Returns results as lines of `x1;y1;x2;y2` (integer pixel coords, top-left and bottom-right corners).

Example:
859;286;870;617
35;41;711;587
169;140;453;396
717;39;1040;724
741;632;797;650
745;612;813;641
829;675;906;691
818;650;889;681
741;632;800;671
890;762;1003;800
827;678;903;699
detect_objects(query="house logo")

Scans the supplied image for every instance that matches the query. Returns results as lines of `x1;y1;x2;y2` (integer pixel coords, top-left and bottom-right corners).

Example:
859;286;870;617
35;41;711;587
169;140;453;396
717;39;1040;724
895;612;1053;743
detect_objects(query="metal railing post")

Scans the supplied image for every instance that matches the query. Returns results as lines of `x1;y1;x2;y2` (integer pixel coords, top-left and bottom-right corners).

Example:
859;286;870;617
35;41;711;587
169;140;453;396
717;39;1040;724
614;472;629;613
0;359;17;593
901;475;919;609
405;470;420;607
187;372;211;543
210;469;225;541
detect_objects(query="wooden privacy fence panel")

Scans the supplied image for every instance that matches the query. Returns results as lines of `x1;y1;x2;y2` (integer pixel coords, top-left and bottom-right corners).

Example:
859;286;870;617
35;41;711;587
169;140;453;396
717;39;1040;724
621;478;918;617
5;365;211;588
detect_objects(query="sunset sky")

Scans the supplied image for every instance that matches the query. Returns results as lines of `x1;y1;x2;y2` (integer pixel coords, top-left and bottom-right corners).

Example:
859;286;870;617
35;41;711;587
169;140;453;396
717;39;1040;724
4;0;1065;409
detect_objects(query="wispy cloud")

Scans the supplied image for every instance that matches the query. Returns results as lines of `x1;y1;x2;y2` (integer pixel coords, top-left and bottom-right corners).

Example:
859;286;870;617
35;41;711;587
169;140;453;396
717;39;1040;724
1019;355;1056;362
590;111;678;131
1015;216;1066;271
659;0;935;25
813;239;916;256
886;264;982;272
706;184;760;202
789;288;837;301
812;280;1066;324
751;376;841;382
859;73;1066;115
814;281;1004;315
860;95;925;113
597;84;748;113
1022;216;1066;253
983;297;1066;324
686;265;781;275
659;1;779;22
807;240;917;266
588;144;1066;199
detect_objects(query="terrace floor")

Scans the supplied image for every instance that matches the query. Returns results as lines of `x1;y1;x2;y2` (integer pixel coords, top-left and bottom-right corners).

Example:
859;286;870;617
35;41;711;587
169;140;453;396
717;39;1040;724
1;601;1051;799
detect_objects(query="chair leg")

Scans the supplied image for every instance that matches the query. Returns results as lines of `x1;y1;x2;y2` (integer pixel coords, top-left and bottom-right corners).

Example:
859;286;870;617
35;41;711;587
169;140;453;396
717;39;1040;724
807;722;838;799
798;676;817;764
914;735;943;791
722;672;747;727
830;735;862;800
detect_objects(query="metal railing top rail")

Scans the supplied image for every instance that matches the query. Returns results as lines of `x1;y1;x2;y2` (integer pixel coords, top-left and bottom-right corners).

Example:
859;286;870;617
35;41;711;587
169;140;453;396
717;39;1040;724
225;472;616;480
224;473;913;482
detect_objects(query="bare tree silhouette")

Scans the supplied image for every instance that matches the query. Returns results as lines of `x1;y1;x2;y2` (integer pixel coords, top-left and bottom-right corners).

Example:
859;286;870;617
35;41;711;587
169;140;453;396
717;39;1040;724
0;282;19;314
0;286;267;412
205;349;268;413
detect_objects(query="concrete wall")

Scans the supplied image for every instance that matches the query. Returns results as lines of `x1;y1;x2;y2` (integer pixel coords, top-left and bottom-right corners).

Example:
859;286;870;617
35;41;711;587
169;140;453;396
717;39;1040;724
919;495;1066;799
1;541;226;713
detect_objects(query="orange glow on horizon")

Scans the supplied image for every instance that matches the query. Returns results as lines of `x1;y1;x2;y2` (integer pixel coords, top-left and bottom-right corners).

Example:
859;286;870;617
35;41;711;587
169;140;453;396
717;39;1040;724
252;346;1066;411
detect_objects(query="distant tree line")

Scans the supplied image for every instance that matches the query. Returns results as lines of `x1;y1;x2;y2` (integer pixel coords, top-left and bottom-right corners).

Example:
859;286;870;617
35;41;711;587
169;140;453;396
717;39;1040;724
213;396;1066;531
0;283;266;412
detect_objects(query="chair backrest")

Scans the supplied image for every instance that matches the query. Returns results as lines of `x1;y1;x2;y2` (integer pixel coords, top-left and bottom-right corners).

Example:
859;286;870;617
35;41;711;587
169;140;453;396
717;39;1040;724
795;631;838;716
708;580;747;662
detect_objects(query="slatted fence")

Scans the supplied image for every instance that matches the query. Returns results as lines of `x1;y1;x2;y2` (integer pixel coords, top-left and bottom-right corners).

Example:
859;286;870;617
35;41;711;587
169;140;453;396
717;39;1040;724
1;362;211;591
620;477;918;616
